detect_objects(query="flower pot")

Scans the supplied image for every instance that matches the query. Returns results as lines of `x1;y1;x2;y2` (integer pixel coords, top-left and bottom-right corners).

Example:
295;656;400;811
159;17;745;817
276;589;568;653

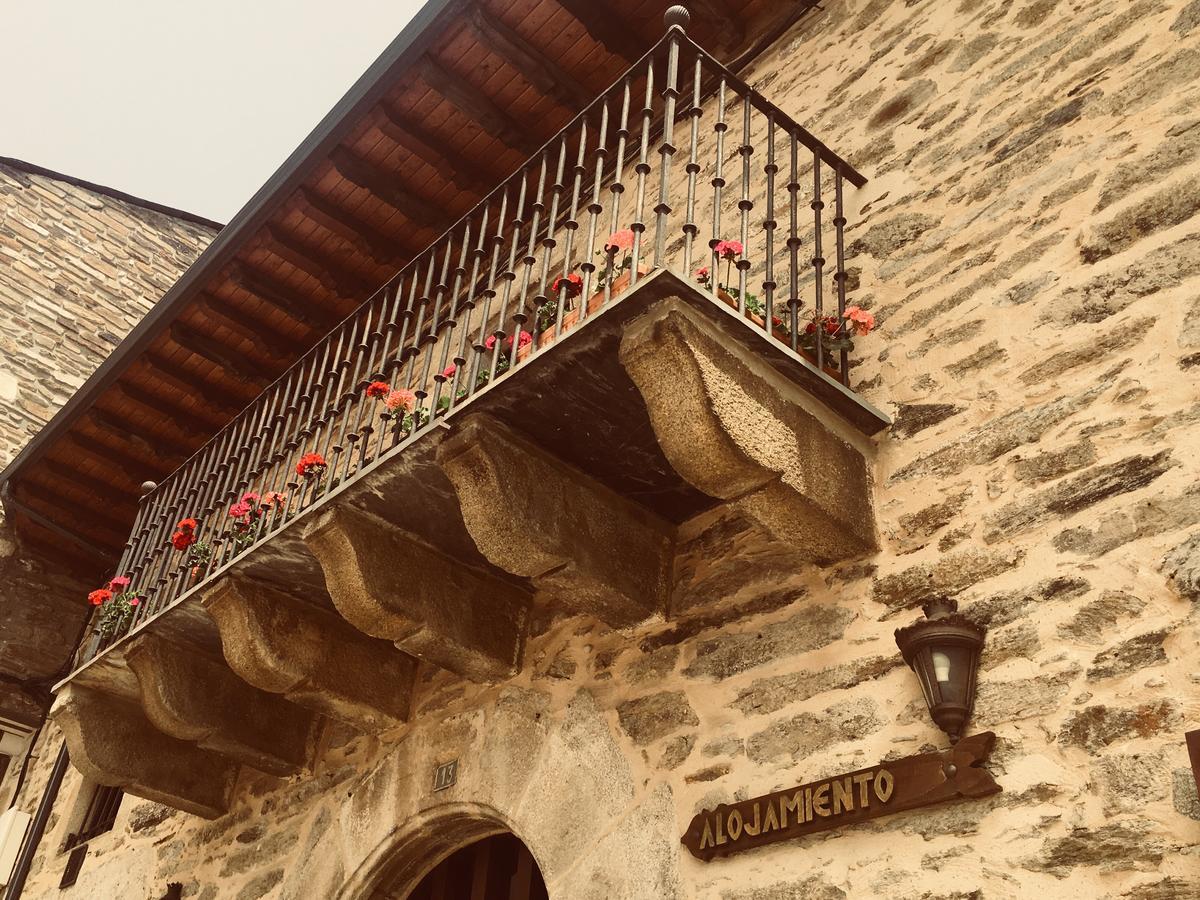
535;306;581;351
586;265;650;314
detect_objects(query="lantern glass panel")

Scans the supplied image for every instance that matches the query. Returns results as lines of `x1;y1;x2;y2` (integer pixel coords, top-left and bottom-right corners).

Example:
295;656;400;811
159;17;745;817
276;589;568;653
932;644;973;704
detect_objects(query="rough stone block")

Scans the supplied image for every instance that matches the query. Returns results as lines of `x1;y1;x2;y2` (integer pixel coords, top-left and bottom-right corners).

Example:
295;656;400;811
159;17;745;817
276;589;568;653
437;414;673;627
619;298;877;564
50;684;237;819
126;634;319;777
201;577;415;733
303;506;529;681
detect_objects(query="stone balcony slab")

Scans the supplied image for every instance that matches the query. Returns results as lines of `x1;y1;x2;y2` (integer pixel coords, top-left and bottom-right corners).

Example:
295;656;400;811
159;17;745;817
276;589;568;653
201;577;416;734
303;506;530;681
50;684;237;819
125;633;318;777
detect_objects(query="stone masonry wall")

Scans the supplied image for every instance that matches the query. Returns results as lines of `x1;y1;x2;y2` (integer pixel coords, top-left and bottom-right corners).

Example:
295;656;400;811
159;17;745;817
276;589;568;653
0;165;216;724
10;0;1200;897
0;161;217;467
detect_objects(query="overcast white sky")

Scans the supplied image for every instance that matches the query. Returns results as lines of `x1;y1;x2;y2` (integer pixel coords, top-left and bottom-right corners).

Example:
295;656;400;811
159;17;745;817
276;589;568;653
0;1;429;223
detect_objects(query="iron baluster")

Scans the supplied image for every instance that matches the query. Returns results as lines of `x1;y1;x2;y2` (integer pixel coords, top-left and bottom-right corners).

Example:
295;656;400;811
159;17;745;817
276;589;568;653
833;168;849;384
811;150;825;371
737;96;753;316
629;57;655;289
764;113;778;343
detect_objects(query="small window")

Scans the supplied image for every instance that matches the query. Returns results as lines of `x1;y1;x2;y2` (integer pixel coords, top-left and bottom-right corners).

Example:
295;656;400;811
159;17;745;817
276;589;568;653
63;783;123;850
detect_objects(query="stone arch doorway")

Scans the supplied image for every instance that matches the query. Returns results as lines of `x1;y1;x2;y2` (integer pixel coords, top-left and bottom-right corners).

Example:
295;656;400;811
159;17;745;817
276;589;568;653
345;803;549;900
334;692;684;900
403;832;547;900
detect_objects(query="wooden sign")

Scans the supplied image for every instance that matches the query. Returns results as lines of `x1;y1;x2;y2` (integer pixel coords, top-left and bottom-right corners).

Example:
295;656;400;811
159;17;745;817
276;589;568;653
681;732;1001;861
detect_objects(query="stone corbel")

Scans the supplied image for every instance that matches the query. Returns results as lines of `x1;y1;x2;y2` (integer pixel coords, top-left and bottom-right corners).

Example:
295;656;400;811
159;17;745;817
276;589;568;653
302;506;529;682
50;684;237;819
619;298;878;564
437;414;674;626
126;634;318;777
201;577;415;734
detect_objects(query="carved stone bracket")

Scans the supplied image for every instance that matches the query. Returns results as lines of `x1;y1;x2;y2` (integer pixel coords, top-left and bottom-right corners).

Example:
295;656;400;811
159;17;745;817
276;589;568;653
50;684;237;819
303;506;529;682
201;577;415;734
126;634;319;777
620;298;878;563
437;414;674;626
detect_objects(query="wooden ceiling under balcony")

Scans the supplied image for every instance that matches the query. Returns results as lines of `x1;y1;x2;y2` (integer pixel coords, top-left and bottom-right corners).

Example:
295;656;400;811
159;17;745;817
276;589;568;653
2;0;820;574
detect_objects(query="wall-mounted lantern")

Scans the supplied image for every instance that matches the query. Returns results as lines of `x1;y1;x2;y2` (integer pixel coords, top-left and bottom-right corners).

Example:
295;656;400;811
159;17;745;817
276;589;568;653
894;597;986;745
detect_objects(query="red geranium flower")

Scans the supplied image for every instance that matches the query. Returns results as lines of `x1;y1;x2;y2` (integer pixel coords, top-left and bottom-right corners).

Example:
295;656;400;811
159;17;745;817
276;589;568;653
176;518;197;533
172;530;195;551
365;381;390;399
441;363;456;379
485;331;533;351
552;273;584;298
88;588;112;607
296;452;327;478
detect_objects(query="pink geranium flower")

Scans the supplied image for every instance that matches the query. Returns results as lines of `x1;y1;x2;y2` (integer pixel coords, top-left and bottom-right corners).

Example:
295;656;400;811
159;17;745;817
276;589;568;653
714;240;743;260
695;267;710;283
843;305;876;336
441;363;456;379
604;228;636;253
385;389;417;412
108;575;131;590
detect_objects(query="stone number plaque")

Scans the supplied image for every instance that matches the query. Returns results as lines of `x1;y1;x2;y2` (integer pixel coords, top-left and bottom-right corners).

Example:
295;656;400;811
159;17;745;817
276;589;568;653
682;732;1001;860
433;759;459;792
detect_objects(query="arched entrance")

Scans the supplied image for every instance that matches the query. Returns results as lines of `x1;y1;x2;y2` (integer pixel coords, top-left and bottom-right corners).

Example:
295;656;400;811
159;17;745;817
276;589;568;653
404;833;547;900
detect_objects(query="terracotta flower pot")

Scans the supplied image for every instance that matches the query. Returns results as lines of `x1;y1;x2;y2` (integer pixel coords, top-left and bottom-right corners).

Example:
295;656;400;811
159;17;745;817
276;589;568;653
715;289;845;381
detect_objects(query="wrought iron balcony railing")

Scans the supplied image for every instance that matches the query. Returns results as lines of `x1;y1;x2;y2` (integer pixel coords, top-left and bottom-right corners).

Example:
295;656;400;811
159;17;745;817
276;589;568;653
77;17;867;665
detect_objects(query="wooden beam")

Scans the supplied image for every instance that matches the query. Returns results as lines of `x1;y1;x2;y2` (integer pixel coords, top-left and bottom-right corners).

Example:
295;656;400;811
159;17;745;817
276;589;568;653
191;296;295;363
139;352;251;415
17;479;131;535
6;488;123;565
88;407;193;461
169;320;275;388
108;383;213;440
294;188;407;267
39;458;129;501
62;430;163;482
373;104;495;194
418;56;542;155
556;0;645;62
260;225;372;299
329;147;452;231
466;7;592;108
227;262;338;332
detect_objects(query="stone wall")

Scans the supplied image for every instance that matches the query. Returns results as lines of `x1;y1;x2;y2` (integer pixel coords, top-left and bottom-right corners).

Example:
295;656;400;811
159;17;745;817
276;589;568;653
0;160;217;467
9;0;1200;897
0;164;216;725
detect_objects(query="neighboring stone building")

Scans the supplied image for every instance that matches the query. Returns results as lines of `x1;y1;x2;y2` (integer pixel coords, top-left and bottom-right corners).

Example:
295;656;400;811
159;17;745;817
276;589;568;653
2;1;1199;899
0;158;217;795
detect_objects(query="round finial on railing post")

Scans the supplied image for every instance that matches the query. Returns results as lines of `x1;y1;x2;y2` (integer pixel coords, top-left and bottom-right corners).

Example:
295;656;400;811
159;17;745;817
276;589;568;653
139;481;158;496
664;5;690;32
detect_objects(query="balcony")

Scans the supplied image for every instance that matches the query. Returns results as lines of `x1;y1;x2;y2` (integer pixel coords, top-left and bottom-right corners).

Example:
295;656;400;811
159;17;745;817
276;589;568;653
51;17;889;817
